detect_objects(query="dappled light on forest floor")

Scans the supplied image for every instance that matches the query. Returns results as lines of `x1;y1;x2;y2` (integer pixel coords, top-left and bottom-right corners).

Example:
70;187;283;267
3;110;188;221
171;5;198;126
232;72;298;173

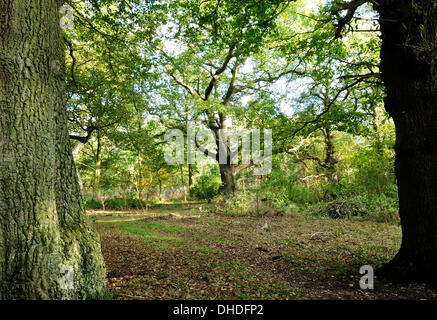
91;204;437;300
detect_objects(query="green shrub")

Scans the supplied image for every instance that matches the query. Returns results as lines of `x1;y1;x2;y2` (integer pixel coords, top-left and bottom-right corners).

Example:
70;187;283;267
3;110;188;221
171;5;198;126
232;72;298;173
214;193;286;217
85;199;103;210
102;197;147;210
312;197;368;219
310;195;399;223
190;174;222;203
363;194;399;223
126;198;146;209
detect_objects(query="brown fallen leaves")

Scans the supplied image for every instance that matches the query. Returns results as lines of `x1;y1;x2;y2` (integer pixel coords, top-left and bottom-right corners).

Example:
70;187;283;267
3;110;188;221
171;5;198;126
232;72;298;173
93;208;437;300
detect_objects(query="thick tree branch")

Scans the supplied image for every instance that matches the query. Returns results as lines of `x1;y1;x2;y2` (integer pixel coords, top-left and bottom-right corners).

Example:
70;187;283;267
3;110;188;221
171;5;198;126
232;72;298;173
204;44;236;101
64;36;79;88
290;78;365;140
170;74;200;97
222;61;240;106
331;0;370;38
235;66;305;93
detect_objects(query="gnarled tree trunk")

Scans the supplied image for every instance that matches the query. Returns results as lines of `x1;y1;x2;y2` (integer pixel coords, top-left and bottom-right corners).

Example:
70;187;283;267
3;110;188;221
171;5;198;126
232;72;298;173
377;0;437;284
0;0;108;299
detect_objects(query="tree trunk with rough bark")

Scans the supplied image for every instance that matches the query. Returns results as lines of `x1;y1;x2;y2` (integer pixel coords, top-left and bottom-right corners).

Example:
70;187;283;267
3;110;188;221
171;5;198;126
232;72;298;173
323;129;339;184
0;0;108;299
219;163;236;197
377;0;437;285
214;115;236;197
322;129;339;200
188;163;193;196
72;141;85;194
137;151;143;200
93;130;102;201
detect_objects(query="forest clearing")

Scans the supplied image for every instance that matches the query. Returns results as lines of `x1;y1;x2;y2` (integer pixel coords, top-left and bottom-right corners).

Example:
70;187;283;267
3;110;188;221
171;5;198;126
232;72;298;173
3;0;437;304
90;203;437;300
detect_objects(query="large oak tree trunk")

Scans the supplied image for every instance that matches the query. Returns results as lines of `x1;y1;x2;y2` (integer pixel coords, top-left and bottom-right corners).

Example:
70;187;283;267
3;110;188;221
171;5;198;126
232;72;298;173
0;0;108;298
215;115;236;198
377;1;437;284
219;163;236;197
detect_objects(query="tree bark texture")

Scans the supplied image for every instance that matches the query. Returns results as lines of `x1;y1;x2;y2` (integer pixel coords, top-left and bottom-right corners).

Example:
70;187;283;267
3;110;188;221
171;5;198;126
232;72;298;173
377;0;437;284
0;0;108;299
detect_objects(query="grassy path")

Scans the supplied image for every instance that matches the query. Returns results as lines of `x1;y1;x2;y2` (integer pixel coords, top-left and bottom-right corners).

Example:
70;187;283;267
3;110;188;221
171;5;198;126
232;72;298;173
91;205;437;300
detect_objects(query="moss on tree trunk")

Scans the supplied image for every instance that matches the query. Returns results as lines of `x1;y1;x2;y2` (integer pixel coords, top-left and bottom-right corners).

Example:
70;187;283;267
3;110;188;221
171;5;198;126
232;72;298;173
0;0;109;299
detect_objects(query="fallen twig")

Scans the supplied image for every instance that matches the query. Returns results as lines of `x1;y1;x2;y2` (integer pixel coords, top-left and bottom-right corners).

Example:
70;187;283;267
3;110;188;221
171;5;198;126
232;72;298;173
115;293;148;300
309;231;331;239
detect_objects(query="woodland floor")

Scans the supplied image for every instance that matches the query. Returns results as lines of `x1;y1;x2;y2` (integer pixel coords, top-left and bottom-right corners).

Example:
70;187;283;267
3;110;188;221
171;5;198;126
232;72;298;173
89;203;437;300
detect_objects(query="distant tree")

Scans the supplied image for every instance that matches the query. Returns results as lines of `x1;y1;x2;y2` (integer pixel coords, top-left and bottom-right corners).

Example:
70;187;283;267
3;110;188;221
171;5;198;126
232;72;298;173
156;0;301;197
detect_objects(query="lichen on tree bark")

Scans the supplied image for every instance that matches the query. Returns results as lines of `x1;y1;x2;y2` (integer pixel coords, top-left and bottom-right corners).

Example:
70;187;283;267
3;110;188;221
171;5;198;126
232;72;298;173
0;0;109;299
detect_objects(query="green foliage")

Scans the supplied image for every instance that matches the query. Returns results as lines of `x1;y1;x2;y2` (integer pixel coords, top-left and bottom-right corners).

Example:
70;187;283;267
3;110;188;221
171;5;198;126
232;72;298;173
85;197;148;210
65;0;161;143
362;193;399;224
311;196;368;219
259;155;298;205
310;194;399;224
72;0;399;226
85;199;103;210
214;192;286;217
104;198;147;210
190;167;222;202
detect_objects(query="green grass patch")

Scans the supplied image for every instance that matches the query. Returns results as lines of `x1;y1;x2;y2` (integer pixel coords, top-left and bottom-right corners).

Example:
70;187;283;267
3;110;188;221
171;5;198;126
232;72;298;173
105;221;184;244
138;221;183;233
